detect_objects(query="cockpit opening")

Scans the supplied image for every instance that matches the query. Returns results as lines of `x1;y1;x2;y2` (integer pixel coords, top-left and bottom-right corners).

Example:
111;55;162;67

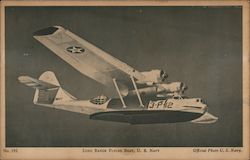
173;96;181;100
90;95;109;105
172;95;189;100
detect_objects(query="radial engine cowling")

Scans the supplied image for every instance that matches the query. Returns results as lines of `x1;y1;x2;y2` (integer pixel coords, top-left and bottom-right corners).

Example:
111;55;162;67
157;82;187;93
139;69;168;85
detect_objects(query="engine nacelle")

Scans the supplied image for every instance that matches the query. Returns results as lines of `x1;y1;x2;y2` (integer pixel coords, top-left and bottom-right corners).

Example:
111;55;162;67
138;69;168;85
127;82;187;97
157;82;187;93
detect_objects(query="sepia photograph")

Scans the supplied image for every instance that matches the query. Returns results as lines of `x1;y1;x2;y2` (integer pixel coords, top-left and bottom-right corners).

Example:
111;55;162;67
0;1;249;159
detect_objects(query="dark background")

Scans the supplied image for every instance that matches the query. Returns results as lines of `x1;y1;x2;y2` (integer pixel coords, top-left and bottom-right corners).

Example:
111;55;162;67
5;6;242;147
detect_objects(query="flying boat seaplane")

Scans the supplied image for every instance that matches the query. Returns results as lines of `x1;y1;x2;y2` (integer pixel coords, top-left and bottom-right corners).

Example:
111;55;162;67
18;26;218;124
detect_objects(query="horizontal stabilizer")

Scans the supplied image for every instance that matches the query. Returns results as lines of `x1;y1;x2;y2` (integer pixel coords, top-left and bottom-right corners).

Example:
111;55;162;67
18;76;59;90
191;112;218;124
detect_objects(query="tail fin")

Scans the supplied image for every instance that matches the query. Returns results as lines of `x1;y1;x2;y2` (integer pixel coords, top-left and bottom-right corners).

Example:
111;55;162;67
18;71;76;105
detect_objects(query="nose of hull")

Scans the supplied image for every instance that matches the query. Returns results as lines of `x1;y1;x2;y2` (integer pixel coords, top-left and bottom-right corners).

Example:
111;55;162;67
181;103;207;114
201;104;208;113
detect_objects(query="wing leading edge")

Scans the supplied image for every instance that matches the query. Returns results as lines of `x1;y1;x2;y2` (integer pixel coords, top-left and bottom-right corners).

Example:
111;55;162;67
33;26;145;96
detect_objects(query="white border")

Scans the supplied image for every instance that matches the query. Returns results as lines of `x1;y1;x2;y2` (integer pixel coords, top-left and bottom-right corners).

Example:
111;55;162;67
0;1;249;160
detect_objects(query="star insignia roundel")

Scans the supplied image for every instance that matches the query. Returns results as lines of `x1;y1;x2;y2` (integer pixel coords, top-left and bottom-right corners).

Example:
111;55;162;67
66;46;85;54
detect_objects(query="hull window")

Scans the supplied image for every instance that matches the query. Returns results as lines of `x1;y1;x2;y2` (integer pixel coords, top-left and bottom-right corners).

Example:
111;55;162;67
90;95;109;105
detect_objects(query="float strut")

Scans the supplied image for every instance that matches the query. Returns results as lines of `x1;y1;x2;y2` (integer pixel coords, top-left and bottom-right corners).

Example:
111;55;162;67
130;76;144;107
112;78;127;108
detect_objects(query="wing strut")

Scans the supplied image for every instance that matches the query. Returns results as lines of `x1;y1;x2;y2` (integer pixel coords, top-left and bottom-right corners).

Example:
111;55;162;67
130;76;144;107
112;78;127;108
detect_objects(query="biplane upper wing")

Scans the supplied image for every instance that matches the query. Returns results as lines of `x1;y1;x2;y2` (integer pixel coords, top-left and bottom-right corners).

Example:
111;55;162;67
33;26;145;96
